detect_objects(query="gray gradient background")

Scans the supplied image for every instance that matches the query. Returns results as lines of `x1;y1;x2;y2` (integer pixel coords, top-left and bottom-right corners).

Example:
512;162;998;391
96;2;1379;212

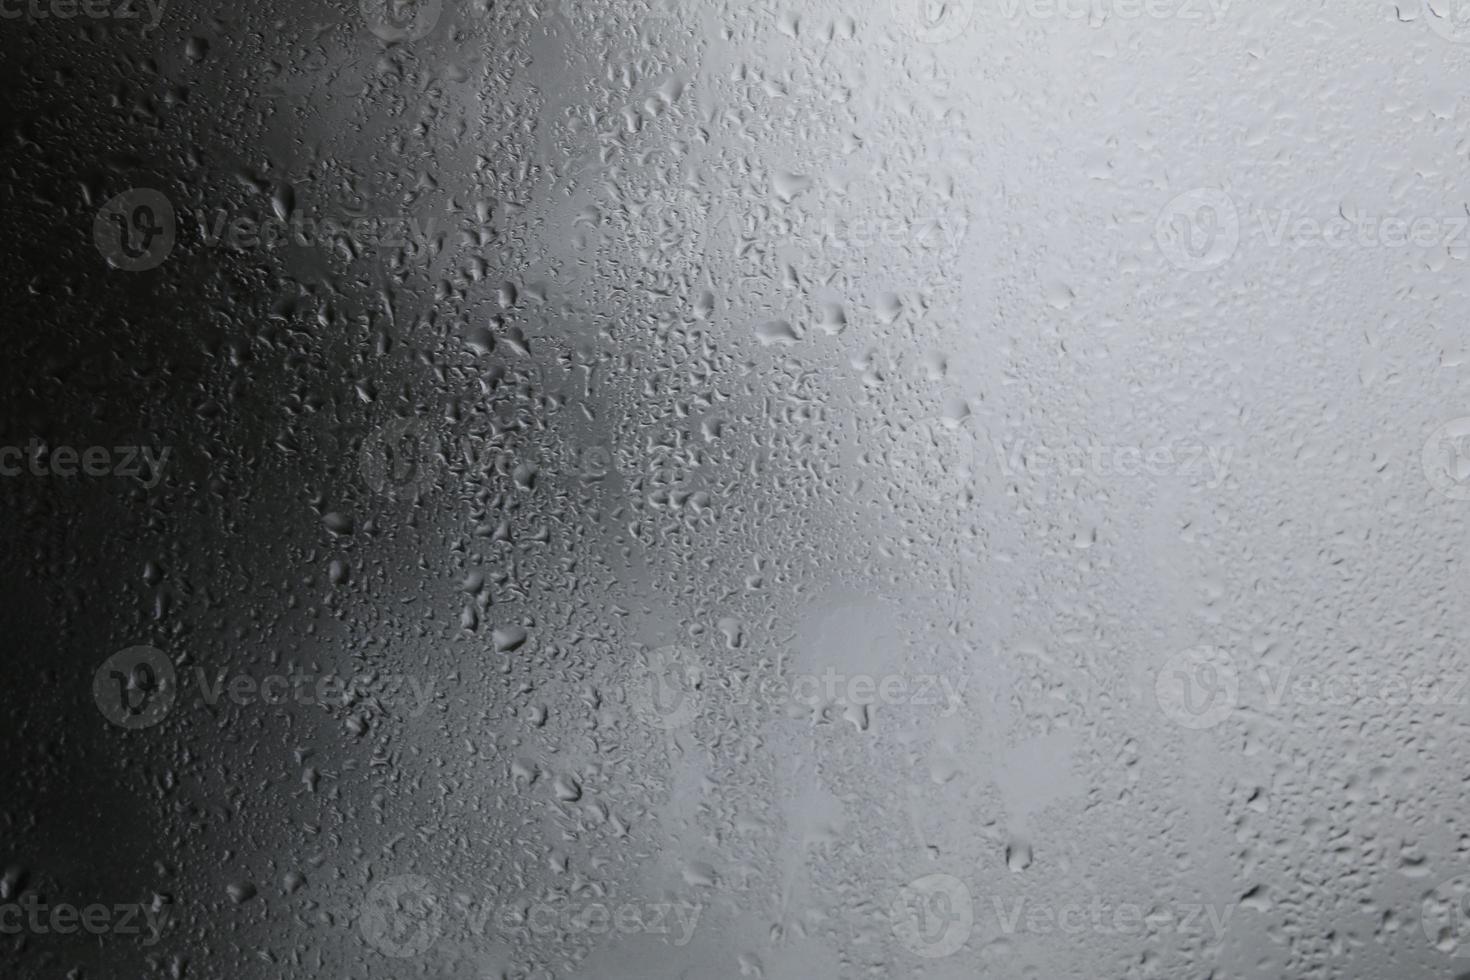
3;0;1470;977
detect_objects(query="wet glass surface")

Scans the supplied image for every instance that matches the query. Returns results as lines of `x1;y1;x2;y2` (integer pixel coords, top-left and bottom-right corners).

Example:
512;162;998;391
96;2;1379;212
4;1;1470;977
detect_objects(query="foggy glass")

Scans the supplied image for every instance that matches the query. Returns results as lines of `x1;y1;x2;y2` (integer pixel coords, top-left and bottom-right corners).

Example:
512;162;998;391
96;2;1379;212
3;0;1470;977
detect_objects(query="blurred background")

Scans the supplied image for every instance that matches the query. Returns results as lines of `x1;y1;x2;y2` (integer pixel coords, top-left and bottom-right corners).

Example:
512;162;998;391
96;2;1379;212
5;0;1470;977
